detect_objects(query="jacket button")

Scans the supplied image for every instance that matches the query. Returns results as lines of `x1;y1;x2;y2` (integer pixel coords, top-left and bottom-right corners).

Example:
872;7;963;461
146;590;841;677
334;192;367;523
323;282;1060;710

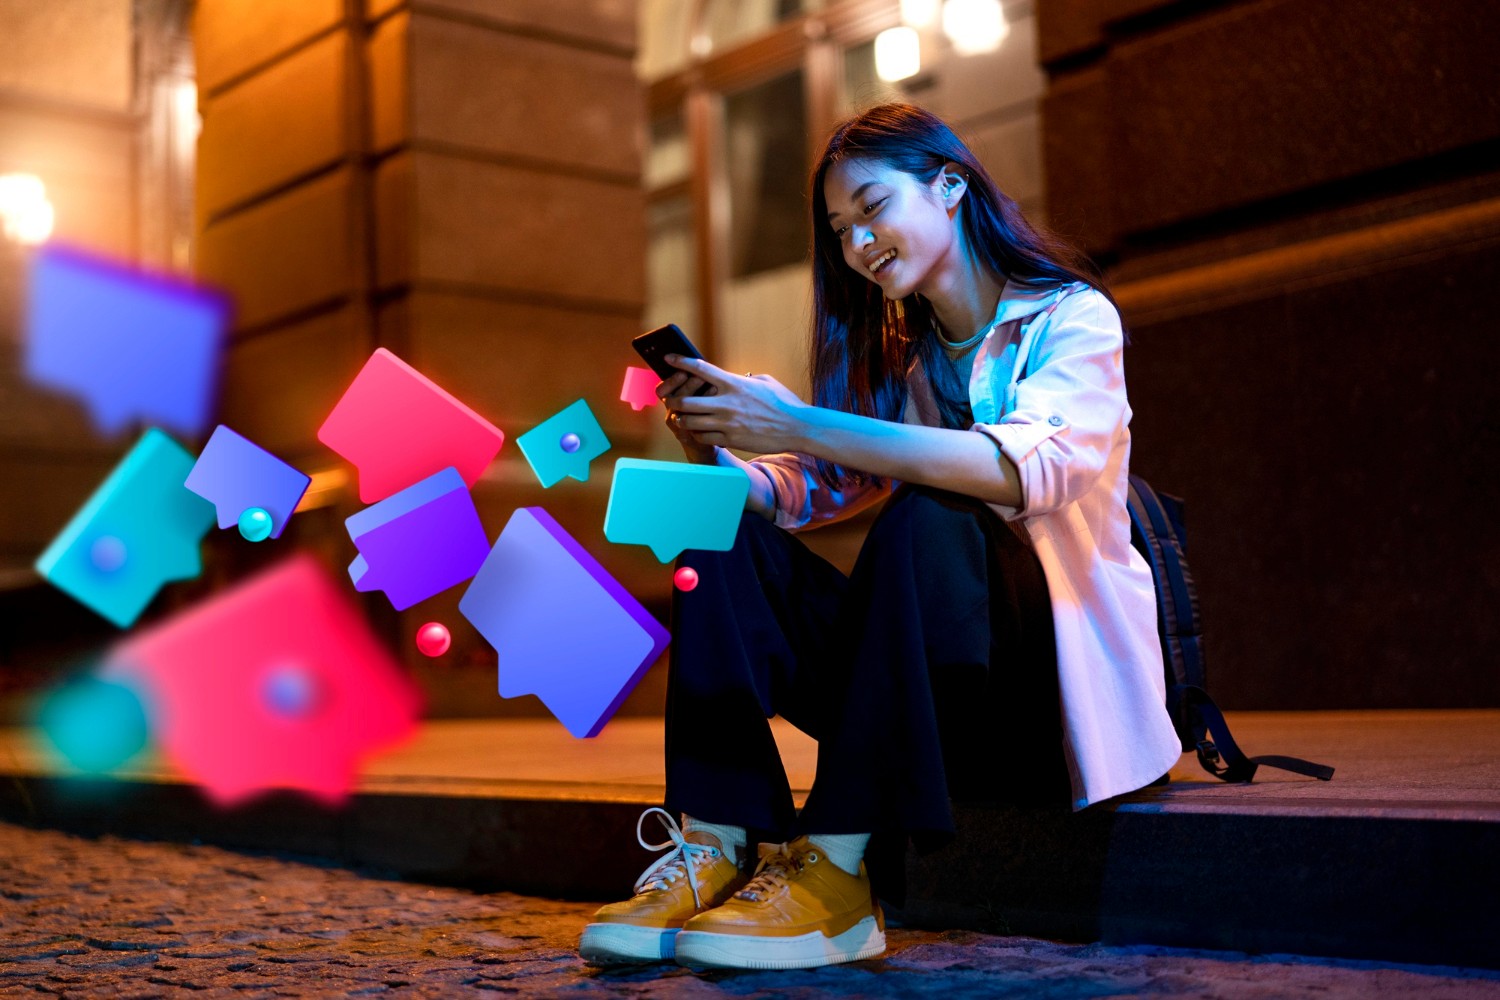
1048;415;1064;427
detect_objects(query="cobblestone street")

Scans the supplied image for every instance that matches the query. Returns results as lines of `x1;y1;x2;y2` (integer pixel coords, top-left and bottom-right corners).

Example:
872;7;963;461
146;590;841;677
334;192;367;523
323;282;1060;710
2;822;1497;998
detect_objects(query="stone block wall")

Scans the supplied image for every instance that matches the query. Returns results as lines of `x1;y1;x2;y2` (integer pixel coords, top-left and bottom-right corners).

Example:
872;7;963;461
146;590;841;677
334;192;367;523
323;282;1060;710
1039;0;1500;707
195;0;651;715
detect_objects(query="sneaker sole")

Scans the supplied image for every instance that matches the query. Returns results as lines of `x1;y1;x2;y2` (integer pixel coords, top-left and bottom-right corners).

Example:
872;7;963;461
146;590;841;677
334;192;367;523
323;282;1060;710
673;915;885;970
578;922;679;964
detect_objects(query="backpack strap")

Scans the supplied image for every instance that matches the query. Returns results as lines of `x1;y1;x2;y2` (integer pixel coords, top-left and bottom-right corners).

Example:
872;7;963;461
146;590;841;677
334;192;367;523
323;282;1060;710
1177;685;1336;782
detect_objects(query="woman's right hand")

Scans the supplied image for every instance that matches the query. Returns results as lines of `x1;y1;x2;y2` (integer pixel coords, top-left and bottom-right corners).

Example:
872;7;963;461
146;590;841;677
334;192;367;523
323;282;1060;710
657;370;719;464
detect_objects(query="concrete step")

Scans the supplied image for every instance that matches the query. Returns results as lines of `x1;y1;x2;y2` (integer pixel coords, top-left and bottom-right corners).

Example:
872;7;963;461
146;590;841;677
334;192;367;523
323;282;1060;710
1;710;1496;971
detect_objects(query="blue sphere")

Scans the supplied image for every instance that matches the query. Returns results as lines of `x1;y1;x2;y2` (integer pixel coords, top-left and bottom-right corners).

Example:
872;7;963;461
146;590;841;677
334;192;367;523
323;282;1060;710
262;664;320;719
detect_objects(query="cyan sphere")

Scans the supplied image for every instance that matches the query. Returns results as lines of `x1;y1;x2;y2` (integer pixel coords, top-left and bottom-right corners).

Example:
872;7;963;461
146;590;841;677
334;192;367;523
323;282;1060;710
238;507;274;542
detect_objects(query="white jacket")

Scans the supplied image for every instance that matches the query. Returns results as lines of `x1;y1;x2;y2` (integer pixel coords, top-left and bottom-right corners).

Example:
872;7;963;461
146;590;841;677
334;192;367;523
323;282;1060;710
750;281;1182;809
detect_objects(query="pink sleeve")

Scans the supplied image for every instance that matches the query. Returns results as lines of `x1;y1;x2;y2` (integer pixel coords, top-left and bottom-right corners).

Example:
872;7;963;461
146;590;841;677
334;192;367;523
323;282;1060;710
748;452;892;531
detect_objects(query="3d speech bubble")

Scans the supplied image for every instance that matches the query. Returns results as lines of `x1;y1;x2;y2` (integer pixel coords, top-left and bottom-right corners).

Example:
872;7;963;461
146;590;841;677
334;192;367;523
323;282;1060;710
102;553;422;806
346;466;490;611
184;425;311;540
515;399;612;488
458;507;670;739
317;348;505;504
620;366;660;411
23;244;230;438
35;428;216;628
603;458;750;562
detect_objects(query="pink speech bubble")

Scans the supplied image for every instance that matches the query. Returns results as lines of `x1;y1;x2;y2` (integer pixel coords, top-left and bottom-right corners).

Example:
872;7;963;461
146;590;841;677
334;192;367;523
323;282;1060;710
103;554;422;806
318;348;505;504
620;366;661;412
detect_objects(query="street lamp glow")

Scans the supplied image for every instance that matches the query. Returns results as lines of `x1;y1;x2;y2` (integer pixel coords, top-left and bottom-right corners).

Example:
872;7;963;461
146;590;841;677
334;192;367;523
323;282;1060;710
942;0;1010;56
0;172;55;245
875;26;922;82
900;0;939;27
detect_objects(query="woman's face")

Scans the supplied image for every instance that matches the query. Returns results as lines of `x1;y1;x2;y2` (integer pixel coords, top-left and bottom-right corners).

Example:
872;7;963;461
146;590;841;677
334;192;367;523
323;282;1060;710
823;156;963;300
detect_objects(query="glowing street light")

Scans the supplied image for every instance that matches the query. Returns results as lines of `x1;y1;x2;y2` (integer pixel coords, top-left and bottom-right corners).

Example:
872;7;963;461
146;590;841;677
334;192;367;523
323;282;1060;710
0;173;55;245
875;26;922;82
942;0;1009;56
900;0;939;28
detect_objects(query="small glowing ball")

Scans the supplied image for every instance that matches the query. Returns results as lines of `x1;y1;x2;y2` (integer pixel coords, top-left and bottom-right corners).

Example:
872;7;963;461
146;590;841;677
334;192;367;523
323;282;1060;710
262;663;321;719
416;622;451;657
238;507;274;542
38;676;149;773
673;567;699;592
90;535;127;573
559;432;582;454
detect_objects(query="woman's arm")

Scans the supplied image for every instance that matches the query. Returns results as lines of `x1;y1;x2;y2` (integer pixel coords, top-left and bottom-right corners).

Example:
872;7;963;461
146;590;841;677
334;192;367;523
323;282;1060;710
792;407;1022;507
663;358;1022;508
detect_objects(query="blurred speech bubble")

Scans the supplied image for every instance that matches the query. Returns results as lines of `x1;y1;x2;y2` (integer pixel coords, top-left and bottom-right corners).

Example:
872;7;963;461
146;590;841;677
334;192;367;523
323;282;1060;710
184;425;310;540
458;507;670;738
347;466;490;611
317;348;505;504
620;366;660;411
23;244;229;438
102;553;422;806
515;399;611;488
35;428;216;628
603;458;750;562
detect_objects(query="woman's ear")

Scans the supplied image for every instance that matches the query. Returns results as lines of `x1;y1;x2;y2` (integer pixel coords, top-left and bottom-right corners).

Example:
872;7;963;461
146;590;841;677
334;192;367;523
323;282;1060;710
938;162;967;207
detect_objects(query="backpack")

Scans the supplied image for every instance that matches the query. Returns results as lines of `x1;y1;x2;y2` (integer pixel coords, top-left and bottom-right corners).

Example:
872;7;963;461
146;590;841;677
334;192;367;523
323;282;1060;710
1126;475;1335;783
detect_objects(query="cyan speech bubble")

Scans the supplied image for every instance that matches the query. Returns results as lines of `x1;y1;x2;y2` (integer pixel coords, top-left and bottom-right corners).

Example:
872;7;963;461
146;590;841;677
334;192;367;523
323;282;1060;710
346;466;490;611
35;428;216;628
184;425;311;540
603;458;750;562
458;507;670;739
23;245;230;438
515;399;612;488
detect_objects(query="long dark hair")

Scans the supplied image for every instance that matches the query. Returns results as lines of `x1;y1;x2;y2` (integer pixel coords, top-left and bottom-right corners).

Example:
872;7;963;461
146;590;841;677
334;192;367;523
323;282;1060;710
808;102;1116;489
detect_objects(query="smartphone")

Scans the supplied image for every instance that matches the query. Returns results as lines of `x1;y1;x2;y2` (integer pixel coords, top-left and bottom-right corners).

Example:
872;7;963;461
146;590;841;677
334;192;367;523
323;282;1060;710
632;323;710;394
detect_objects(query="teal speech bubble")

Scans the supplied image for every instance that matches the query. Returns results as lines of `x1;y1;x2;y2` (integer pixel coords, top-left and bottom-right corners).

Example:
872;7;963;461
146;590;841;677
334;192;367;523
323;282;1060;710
516;399;612;488
35;428;216;628
603;458;750;562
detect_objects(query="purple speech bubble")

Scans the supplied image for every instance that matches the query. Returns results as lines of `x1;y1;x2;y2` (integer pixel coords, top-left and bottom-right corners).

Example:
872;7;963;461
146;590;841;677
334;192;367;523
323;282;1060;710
184;426;311;540
457;507;671;738
346;467;490;611
23;245;230;438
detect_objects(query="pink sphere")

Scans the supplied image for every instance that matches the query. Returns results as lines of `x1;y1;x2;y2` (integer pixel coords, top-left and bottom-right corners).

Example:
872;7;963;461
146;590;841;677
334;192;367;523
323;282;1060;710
416;622;452;657
673;567;699;592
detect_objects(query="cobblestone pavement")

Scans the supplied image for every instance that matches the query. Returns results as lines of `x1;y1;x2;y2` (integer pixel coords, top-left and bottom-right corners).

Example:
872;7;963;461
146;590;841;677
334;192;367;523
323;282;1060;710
2;822;1498;999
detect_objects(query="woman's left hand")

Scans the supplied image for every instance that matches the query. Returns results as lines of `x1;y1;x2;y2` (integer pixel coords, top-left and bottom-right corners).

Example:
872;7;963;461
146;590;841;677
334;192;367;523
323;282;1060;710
661;355;809;455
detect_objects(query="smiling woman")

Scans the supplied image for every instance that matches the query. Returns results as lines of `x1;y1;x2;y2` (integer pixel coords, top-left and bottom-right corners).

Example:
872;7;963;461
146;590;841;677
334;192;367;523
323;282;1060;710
580;103;1181;974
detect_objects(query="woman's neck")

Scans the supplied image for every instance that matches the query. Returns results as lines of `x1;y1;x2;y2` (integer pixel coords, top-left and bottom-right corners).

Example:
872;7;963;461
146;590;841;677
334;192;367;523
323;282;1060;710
922;236;1006;340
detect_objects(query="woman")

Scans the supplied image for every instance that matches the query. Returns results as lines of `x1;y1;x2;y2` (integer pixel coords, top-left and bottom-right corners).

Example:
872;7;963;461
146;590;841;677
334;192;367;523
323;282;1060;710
579;103;1180;971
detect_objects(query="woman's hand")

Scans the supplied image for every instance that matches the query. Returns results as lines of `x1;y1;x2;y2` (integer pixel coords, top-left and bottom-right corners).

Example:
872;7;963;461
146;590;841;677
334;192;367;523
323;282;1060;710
661;355;808;456
657;367;720;464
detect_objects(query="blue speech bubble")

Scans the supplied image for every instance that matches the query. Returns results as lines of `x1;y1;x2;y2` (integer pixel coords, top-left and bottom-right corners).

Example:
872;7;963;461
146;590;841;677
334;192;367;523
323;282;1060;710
515;399;612;488
23;245;230;438
346;466;490;611
603;458;750;562
35;428;216;628
458;507;670;739
184;425;311;540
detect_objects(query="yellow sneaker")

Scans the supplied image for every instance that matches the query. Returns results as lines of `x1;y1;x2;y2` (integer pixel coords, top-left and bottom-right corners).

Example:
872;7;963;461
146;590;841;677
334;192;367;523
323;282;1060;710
673;835;886;970
578;807;748;964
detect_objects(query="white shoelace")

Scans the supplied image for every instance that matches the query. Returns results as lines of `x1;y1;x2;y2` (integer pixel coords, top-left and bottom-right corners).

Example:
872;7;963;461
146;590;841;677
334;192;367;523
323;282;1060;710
632;807;722;910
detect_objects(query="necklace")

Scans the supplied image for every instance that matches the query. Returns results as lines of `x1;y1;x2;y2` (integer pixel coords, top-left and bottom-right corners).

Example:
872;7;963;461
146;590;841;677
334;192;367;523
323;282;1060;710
934;321;987;361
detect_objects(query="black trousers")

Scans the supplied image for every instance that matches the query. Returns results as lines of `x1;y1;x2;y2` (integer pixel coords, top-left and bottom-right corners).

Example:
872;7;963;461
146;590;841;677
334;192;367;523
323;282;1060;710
663;484;1070;904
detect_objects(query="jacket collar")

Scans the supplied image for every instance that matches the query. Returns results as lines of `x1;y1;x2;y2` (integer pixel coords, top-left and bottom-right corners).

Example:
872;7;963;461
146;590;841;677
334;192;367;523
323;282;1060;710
987;279;1085;330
